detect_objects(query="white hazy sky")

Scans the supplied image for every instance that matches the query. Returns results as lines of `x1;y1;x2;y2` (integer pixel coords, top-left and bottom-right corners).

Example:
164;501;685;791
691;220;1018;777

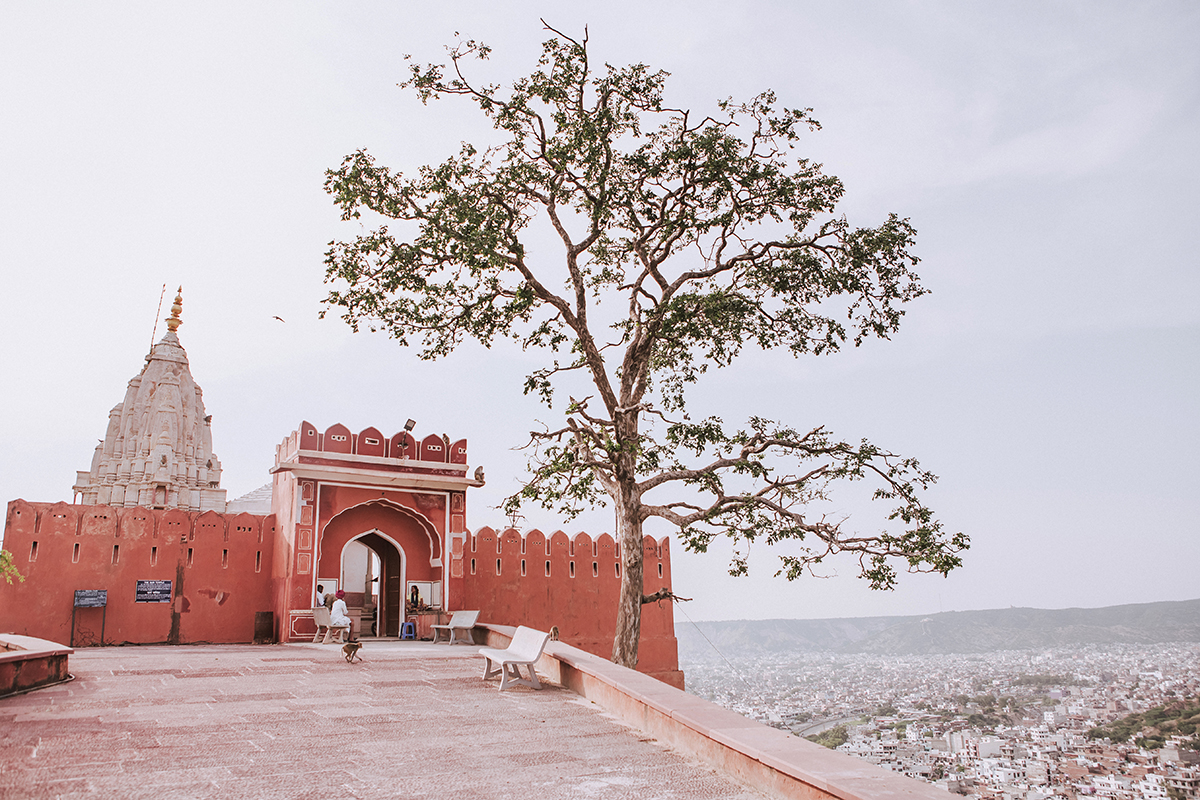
2;2;1197;622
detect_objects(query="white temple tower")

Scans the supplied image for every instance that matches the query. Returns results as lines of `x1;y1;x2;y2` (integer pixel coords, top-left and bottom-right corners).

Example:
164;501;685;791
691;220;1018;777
72;288;227;512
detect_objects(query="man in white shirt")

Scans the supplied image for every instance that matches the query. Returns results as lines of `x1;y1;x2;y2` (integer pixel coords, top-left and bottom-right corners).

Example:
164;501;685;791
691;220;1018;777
330;590;352;643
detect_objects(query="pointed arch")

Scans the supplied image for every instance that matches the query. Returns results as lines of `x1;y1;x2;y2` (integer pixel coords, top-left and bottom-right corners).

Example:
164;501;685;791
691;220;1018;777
319;498;442;565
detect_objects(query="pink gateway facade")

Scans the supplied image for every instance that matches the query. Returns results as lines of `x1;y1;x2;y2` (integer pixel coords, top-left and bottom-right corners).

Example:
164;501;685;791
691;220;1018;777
0;295;682;687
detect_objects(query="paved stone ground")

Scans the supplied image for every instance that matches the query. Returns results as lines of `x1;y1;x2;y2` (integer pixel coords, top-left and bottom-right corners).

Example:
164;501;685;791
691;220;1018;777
0;641;765;800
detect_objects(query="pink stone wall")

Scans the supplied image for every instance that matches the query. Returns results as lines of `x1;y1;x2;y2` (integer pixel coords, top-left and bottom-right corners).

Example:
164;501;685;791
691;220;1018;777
4;464;681;683
452;526;681;684
0;500;275;646
268;469;298;644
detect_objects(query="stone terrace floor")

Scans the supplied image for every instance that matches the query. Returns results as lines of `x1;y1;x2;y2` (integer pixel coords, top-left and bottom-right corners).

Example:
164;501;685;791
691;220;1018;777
0;641;766;800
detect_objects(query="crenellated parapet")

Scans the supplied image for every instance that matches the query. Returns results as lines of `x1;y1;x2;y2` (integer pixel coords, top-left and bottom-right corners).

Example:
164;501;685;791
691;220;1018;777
461;527;670;579
4;499;273;559
270;422;482;509
457;527;674;613
275;421;468;465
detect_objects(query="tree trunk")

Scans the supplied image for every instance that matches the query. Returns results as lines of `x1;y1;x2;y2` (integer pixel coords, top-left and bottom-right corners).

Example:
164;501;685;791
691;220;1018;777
611;482;644;668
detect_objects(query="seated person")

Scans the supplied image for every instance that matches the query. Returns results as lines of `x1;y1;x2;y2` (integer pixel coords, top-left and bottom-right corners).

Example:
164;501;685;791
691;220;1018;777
330;590;352;642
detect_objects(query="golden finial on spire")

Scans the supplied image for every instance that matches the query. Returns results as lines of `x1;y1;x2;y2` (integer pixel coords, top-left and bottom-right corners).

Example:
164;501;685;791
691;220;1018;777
165;286;183;333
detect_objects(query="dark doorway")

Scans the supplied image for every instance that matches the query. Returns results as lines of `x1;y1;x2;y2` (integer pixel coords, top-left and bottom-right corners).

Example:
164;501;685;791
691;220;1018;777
355;532;402;637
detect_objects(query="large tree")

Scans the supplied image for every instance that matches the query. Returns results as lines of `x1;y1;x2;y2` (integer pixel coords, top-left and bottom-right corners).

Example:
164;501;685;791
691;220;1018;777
323;25;968;668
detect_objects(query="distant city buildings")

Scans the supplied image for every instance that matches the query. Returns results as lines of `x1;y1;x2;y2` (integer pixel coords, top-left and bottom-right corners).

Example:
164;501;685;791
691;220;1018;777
684;643;1199;800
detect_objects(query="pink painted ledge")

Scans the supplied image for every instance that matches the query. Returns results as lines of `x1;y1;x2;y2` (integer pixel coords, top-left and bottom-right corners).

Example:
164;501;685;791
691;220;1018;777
0;634;73;697
479;623;946;800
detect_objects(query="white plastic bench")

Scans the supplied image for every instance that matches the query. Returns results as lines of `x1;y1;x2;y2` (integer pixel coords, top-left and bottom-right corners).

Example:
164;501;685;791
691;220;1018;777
311;606;350;644
479;626;551;691
431;610;480;645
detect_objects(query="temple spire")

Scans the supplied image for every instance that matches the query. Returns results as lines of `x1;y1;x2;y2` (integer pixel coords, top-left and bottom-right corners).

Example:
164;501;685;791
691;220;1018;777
72;286;226;512
165;286;183;333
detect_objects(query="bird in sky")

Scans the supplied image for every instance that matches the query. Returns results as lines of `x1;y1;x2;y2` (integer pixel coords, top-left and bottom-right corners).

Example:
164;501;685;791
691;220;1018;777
272;316;285;323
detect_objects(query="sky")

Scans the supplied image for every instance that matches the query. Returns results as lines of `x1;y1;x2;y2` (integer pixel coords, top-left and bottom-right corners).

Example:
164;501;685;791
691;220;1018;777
2;2;1197;623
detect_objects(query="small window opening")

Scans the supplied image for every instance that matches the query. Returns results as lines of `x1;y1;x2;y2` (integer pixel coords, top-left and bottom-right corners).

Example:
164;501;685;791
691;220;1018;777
545;560;551;577
72;542;80;563
615;562;621;577
112;544;120;565
658;563;663;578
569;561;575;578
521;559;526;576
592;561;598;577
254;550;262;573
187;548;194;567
151;546;158;566
222;549;229;569
470;558;476;575
29;541;38;562
496;558;501;576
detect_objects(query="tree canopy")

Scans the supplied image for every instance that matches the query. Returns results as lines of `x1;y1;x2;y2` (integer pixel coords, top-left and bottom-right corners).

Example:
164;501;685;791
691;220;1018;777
323;24;968;667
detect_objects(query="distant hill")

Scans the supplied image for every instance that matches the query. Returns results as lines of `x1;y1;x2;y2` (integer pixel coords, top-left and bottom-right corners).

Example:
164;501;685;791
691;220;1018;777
676;599;1200;660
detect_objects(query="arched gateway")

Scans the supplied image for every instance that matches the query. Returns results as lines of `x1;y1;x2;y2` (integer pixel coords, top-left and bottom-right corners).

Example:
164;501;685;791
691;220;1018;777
273;421;476;643
318;501;441;638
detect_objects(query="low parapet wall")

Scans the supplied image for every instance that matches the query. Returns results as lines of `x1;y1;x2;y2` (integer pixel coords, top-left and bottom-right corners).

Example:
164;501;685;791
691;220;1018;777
479;624;947;800
0;635;73;697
